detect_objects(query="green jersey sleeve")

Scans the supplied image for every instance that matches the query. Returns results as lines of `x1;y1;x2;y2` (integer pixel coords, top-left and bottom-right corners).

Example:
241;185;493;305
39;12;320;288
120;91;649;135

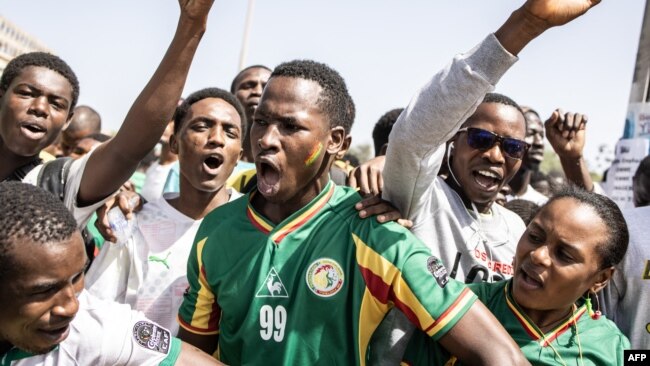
177;235;220;335
352;220;477;341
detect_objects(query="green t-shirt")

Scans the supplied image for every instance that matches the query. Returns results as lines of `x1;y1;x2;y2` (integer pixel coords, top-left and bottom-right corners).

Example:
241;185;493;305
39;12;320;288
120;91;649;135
178;182;476;365
403;279;630;365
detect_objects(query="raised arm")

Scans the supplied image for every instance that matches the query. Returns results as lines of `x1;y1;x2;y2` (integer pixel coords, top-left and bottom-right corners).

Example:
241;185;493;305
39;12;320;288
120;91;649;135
382;0;600;220
78;0;214;205
544;109;594;190
495;0;601;56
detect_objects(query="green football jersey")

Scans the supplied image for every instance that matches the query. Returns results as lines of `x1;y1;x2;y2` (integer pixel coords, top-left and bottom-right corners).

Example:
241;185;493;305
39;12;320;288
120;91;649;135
402;280;630;366
178;182;476;365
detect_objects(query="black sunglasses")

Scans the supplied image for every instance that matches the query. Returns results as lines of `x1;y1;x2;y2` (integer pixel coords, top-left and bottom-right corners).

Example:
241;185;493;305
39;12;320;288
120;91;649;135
457;127;530;160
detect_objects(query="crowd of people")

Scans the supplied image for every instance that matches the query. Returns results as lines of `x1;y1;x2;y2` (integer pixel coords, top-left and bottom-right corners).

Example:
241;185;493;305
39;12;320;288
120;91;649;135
0;0;647;365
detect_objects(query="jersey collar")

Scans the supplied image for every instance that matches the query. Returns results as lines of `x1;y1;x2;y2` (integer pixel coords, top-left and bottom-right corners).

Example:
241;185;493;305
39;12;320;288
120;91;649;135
0;346;56;366
504;280;586;347
247;181;336;244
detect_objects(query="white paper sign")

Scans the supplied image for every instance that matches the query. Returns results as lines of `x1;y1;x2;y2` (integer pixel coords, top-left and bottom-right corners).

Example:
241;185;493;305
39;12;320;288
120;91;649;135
605;138;650;209
625;102;650;139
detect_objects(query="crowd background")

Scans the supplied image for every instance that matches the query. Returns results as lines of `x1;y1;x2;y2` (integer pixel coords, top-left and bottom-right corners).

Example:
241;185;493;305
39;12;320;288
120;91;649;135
1;1;649;365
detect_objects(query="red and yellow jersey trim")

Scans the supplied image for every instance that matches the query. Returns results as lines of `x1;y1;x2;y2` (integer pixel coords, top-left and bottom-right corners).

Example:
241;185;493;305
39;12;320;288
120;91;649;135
246;201;273;234
422;287;474;337
246;182;335;244
353;233;474;360
178;238;221;335
504;281;586;346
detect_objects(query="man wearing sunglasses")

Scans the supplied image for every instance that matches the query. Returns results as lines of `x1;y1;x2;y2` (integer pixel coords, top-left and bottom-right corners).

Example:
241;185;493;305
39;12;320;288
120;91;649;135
350;1;601;363
398;90;530;284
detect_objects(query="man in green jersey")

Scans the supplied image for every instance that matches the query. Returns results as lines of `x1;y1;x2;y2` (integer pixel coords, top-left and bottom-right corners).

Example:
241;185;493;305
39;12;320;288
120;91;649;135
177;63;527;366
179;1;604;364
176;59;527;365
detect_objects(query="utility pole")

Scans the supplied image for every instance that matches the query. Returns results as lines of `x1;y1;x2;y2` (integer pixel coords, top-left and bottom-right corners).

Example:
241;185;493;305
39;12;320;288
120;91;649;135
608;0;650;208
628;0;650;105
238;0;256;71
623;0;650;139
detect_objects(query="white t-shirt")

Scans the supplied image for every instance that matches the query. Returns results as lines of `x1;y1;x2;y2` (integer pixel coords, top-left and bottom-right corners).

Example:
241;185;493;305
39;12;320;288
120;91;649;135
506;184;548;206
86;189;241;335
22;151;107;230
0;291;180;366
370;34;524;365
141;161;176;202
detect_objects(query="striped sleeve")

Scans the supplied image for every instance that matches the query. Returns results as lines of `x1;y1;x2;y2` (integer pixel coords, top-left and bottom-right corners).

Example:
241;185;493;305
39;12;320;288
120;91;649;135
177;237;221;335
353;229;476;341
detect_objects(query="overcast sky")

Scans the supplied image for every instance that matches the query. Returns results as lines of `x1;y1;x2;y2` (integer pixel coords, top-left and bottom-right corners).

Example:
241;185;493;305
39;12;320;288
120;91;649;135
2;1;646;172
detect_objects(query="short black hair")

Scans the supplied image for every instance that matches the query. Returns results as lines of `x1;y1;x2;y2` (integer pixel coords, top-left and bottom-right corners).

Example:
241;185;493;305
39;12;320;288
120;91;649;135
0;182;78;281
271;60;355;134
504;199;540;225
0;52;80;112
483;93;526;126
544;185;628;269
461;93;526;131
521;106;541;120
230;65;272;94
372;108;403;156
173;87;247;138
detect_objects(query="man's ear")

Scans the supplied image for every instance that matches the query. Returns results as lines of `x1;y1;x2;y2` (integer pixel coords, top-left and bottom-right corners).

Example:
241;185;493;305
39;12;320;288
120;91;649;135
327;126;347;156
169;133;179;155
590;266;615;294
335;134;352;160
378;143;389;157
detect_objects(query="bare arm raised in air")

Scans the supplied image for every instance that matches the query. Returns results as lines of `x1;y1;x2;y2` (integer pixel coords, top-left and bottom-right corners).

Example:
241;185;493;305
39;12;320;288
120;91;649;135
545;109;594;191
78;0;215;206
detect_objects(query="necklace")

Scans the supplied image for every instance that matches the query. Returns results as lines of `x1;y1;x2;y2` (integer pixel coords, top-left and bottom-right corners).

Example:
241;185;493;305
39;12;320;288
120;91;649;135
539;304;585;366
537;307;574;332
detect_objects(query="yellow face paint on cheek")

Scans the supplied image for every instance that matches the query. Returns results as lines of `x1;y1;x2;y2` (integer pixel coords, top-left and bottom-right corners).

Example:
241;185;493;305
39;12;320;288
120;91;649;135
304;142;323;167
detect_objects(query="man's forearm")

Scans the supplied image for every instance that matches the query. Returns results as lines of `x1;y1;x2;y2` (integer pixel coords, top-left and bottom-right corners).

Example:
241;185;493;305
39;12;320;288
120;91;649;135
80;3;212;204
111;15;206;164
560;156;594;191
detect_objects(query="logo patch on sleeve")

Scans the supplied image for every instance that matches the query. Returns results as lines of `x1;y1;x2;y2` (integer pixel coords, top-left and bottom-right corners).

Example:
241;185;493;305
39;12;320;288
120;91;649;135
427;256;449;288
132;321;171;355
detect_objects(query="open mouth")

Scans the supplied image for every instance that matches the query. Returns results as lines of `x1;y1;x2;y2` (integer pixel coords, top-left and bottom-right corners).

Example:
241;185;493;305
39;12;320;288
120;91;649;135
519;267;543;289
20;122;47;140
203;155;223;175
38;324;70;343
472;169;502;191
257;161;280;196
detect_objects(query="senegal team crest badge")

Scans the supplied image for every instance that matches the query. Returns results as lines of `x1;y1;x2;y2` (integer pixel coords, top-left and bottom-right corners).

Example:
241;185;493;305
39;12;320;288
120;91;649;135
305;258;344;297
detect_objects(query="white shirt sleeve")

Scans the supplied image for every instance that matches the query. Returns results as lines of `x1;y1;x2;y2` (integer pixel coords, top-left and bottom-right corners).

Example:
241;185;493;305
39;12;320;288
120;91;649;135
77;291;180;366
382;34;518;222
63;150;113;229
